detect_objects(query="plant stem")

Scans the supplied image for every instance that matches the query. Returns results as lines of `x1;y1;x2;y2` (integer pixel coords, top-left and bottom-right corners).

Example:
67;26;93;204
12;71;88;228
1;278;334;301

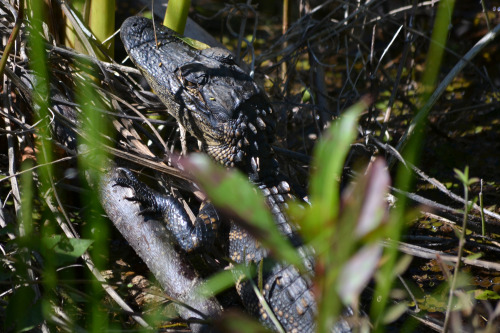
480;179;485;236
480;0;491;31
164;0;191;34
0;0;23;78
88;0;115;60
443;182;469;332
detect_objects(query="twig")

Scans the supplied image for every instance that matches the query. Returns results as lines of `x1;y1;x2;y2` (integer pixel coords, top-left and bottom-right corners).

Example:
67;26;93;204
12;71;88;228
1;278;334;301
397;275;419;313
409;163;500;221
373;137;500;222
385;241;500;271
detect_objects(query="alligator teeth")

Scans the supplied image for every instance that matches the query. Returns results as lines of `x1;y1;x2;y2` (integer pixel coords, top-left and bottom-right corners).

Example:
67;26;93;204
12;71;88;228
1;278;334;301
248;122;257;134
237;140;243;148
235;128;242;137
243;138;250;146
253;141;258;150
256;117;266;130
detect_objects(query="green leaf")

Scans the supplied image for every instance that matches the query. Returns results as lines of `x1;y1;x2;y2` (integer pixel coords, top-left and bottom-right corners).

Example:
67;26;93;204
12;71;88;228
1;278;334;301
164;0;191;34
307;99;367;237
43;235;93;266
393;254;413;276
382;303;408;324
465;252;482;261
178;36;210;50
454;166;469;185
338;243;382;304
472;289;500;300
196;266;242;297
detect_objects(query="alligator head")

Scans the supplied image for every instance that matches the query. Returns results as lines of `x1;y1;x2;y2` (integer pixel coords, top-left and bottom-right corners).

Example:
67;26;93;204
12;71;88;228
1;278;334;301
120;17;278;181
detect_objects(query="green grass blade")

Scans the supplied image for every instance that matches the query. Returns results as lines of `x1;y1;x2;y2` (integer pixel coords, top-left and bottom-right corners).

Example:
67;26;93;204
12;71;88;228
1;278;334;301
88;0;115;60
164;0;191;34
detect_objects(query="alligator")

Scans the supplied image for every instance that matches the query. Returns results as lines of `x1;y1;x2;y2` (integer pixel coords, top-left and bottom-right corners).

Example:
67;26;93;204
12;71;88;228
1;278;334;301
118;16;351;332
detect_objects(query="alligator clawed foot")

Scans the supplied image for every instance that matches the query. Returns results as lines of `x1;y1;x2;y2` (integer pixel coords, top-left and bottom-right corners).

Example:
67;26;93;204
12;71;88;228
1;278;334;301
113;167;160;215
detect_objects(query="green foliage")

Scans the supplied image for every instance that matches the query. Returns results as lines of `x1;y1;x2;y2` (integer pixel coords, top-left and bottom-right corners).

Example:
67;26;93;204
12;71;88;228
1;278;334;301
5;286;44;332
88;0;116;59
5;1;499;332
189;100;396;331
42;235;93;266
454;166;479;188
64;0;116;60
184;154;303;270
307;100;366;234
472;290;500;301
443;166;479;331
74;62;112;333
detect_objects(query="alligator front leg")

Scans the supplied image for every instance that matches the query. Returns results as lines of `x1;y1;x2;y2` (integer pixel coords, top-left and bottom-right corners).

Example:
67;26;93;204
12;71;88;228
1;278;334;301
114;167;219;253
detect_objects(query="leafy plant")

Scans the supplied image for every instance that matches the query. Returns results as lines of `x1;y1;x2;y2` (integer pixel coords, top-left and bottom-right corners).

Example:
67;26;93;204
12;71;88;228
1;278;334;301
185;99;394;331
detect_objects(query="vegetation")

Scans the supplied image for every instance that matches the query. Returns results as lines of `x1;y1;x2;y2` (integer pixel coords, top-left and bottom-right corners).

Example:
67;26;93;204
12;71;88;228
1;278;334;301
1;0;500;332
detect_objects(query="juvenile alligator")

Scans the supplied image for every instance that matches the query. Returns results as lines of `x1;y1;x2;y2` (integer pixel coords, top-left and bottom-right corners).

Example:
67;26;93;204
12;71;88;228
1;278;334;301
119;16;350;332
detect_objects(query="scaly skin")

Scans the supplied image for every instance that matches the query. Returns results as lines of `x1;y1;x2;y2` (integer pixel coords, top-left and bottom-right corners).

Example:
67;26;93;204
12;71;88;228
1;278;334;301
119;17;349;332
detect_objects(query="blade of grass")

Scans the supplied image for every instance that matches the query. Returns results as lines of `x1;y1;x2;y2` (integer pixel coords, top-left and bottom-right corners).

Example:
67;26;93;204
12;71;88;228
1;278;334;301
28;0;56;328
88;0;115;60
64;0;88;52
75;60;112;331
306;98;368;239
164;0;191;34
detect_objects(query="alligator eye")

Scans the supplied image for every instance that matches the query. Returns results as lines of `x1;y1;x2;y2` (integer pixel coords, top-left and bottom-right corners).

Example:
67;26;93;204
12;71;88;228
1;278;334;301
196;74;208;85
184;79;196;88
182;73;208;89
